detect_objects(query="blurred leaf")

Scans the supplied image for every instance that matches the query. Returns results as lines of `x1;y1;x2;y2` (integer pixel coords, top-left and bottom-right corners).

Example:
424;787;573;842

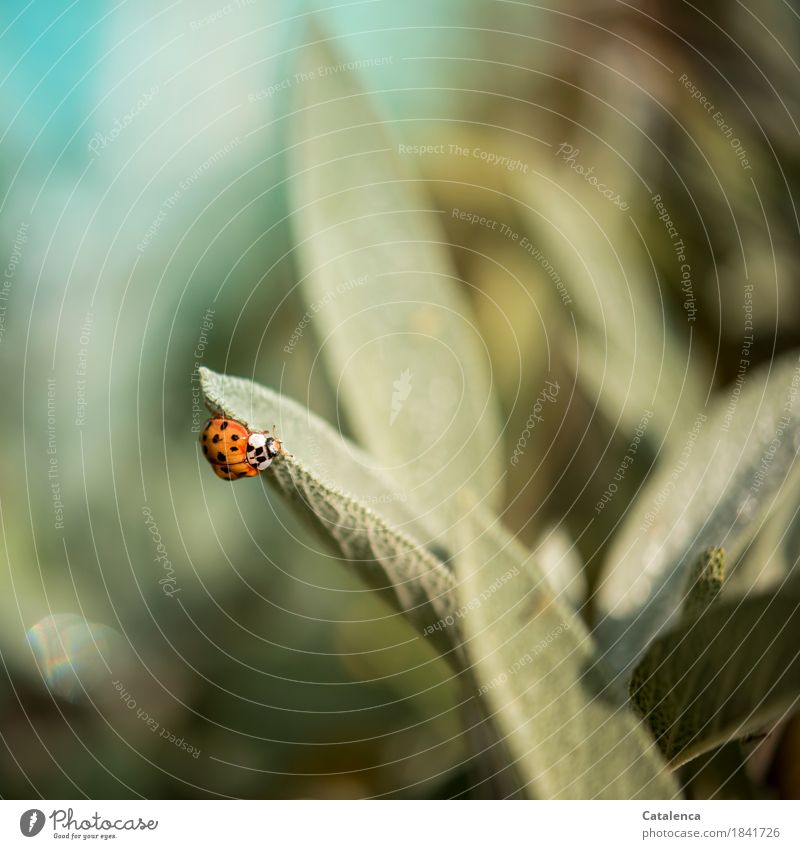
630;588;800;768
513;151;703;445
455;505;677;799
597;351;800;679
289;33;504;539
335;596;467;791
534;524;587;611
788;500;800;575
199;367;456;634
727;472;800;599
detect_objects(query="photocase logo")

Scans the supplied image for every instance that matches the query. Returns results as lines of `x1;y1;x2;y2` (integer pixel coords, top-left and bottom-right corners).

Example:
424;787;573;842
390;369;413;425
19;809;45;837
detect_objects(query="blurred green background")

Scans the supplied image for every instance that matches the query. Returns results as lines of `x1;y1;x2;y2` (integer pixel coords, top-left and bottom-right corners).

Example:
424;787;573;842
1;0;799;798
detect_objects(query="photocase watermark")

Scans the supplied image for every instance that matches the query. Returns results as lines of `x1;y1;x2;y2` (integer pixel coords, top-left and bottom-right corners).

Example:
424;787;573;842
249;56;394;101
595;409;653;513
721;283;754;432
190;0;256;30
19;809;45;837
476;621;569;696
47;379;64;530
87;85;158;156
678;73;752;171
398;141;529;174
20;806;158;836
113;679;200;759
451;208;572;306
510;380;560;466
190;307;215;432
283;274;369;354
75;312;93;427
555;143;630;210
652;194;696;322
137;137;242;252
141;507;180;597
0;221;28;344
423;564;521;636
640;412;707;531
390;369;413;425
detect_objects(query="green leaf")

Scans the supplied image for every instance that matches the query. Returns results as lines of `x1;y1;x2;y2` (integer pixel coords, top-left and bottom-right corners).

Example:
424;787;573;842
535;524;587;610
198;367;456;632
681;547;725;623
596;351;800;678
455;505;678;799
630;588;800;768
289;34;504;537
725;471;800;598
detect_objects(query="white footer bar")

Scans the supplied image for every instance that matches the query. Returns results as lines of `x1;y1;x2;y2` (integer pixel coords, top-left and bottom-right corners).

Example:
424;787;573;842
1;800;796;848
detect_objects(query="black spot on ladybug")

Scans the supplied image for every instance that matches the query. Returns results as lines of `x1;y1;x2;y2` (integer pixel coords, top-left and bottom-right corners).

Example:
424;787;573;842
231;434;239;441
202;445;208;455
230;447;238;452
202;434;207;442
255;447;265;457
221;464;231;473
212;434;220;443
220;420;228;430
217;452;226;462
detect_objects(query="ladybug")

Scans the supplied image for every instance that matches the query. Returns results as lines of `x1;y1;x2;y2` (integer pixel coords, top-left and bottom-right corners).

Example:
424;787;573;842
200;416;282;480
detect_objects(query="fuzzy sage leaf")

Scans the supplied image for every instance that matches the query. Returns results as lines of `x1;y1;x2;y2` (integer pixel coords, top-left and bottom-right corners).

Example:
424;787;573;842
630;587;800;767
681;547;725;623
289;35;504;539
455;505;677;798
199;367;457;632
597;351;800;679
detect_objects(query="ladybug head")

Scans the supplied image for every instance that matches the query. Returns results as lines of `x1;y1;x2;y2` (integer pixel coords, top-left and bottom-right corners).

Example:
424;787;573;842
246;431;281;471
